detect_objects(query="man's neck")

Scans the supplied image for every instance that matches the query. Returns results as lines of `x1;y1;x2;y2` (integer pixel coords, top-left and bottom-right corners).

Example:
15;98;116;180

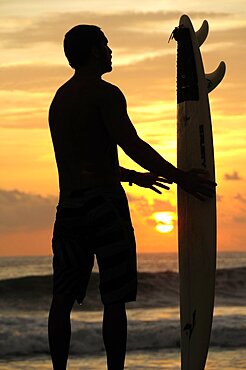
73;64;102;80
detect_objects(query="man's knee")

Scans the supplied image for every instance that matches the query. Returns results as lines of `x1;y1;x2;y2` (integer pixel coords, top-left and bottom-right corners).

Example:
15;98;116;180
50;293;75;313
103;301;126;316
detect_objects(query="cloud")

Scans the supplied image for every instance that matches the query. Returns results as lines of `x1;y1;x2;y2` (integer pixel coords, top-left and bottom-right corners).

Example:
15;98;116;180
224;171;243;180
0;52;175;96
234;193;246;203
0;10;245;131
232;194;246;224
233;215;246;223
216;194;223;202
0;54;177;130
126;192;176;233
0;188;176;238
0;64;69;93
127;192;175;217
0;189;57;233
0;10;232;50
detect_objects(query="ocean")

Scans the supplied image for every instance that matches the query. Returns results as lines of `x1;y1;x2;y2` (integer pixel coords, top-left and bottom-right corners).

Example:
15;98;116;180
0;252;245;369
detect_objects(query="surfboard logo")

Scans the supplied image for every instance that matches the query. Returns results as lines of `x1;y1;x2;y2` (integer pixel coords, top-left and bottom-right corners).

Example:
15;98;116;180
183;309;196;340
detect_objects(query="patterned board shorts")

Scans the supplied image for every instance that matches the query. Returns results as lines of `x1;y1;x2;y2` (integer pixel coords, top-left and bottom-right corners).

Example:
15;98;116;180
51;185;137;305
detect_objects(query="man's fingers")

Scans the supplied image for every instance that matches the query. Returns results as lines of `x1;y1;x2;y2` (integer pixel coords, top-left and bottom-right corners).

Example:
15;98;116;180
147;173;172;184
199;187;216;198
155;182;170;190
190;168;217;186
202;179;217;187
150;185;162;194
198;179;217;194
157;177;173;184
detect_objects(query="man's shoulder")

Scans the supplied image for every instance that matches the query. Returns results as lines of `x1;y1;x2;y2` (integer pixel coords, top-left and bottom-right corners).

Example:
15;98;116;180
99;80;126;103
50;80;70;102
55;79;74;95
99;80;122;92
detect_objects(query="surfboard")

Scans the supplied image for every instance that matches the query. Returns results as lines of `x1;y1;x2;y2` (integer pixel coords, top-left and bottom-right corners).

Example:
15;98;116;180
172;15;226;369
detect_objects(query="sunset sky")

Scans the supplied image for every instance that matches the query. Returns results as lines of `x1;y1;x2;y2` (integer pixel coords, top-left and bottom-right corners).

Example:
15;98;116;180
0;0;245;256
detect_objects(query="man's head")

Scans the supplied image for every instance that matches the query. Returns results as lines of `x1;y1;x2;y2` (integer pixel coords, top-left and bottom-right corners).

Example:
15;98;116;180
63;25;112;73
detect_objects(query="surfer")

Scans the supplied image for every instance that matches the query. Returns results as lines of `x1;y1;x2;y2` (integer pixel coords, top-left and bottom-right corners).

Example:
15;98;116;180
48;25;216;370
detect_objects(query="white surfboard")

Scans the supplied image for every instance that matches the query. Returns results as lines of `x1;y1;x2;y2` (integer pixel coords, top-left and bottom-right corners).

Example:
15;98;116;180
172;15;226;369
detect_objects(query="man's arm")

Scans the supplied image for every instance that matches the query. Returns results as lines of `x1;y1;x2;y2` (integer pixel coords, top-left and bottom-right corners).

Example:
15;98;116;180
100;84;180;179
100;83;216;200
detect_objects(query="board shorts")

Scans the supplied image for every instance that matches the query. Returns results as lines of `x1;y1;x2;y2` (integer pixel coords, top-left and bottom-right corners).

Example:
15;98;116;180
51;184;137;305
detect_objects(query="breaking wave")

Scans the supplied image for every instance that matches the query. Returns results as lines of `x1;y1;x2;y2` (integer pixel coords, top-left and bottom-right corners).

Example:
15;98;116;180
0;268;245;310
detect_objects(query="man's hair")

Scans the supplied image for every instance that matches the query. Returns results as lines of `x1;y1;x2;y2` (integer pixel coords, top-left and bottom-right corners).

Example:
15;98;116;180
63;25;105;69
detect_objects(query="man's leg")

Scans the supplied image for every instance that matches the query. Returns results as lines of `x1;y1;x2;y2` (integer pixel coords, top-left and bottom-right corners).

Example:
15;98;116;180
48;294;75;370
102;302;127;370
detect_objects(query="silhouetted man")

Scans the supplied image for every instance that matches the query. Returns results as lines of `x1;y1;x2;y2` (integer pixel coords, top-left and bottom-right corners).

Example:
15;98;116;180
48;25;215;370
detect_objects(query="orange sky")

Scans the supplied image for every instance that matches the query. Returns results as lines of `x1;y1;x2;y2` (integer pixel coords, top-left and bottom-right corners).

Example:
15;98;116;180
0;1;246;255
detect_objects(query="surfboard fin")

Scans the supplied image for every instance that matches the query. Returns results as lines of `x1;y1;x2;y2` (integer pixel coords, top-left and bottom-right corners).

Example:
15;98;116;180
196;20;209;47
206;61;226;93
177;17;209;46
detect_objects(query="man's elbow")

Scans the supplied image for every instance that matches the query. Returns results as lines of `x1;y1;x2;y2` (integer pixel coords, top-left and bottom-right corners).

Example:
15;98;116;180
119;135;144;157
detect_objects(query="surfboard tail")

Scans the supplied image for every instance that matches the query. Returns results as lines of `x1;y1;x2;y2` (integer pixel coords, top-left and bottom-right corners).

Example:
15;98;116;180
173;26;199;104
172;17;226;100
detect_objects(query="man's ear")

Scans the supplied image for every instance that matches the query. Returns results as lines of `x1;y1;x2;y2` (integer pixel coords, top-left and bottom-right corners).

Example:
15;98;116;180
91;45;100;59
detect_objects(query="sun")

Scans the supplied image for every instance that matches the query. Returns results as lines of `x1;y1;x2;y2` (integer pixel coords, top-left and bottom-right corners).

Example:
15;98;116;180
152;211;176;234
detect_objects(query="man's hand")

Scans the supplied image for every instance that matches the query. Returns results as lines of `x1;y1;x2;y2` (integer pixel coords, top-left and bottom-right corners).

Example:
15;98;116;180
132;172;172;194
179;169;217;201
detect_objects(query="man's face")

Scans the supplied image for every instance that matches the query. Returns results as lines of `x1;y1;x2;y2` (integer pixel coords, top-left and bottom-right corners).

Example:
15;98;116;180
97;34;112;74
